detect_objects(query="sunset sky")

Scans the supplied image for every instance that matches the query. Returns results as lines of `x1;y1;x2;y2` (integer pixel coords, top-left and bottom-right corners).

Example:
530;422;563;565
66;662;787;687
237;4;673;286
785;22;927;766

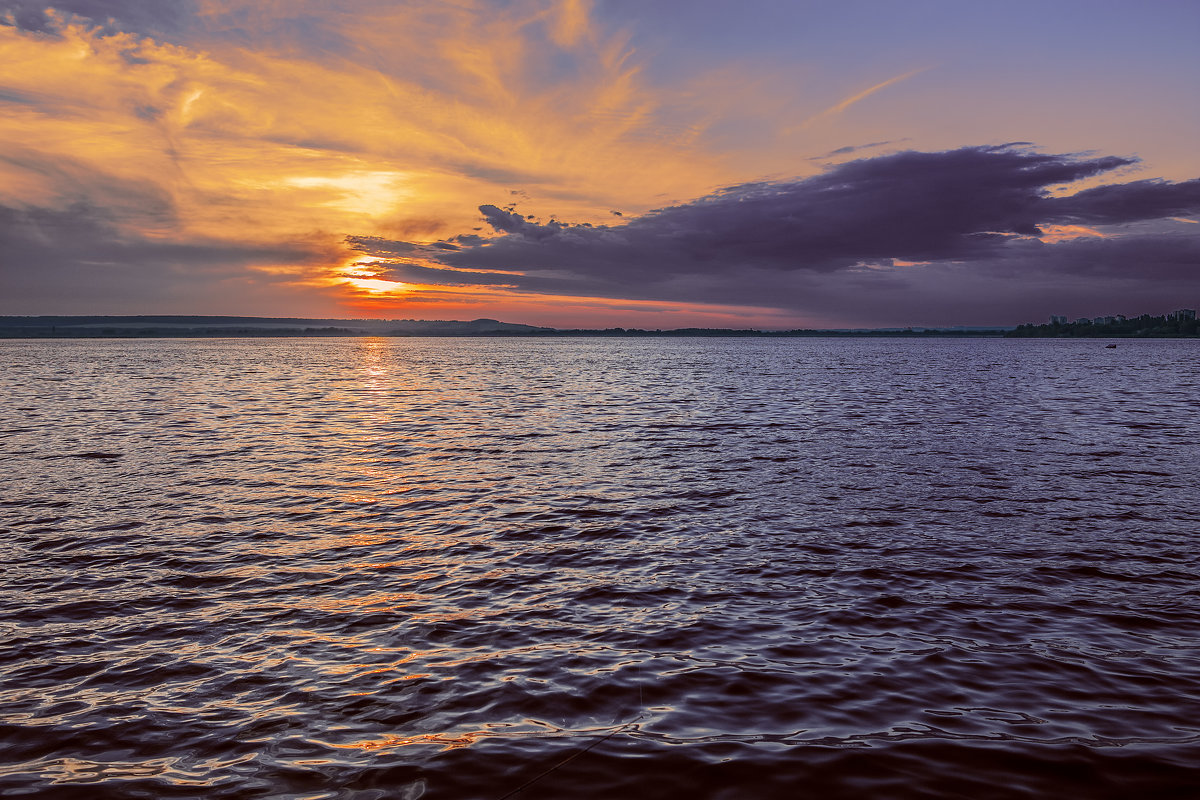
2;0;1198;328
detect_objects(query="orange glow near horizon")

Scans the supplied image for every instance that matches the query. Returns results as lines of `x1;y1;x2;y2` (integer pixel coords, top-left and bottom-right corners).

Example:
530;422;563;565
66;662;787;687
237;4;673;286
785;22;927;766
336;284;807;329
0;5;764;320
4;2;1198;323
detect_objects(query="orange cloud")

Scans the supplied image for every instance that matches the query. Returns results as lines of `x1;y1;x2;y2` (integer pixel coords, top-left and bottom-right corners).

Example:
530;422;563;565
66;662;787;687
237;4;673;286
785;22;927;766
1;1;763;316
336;281;806;329
9;3;1191;326
548;0;593;48
1037;224;1109;243
795;67;929;131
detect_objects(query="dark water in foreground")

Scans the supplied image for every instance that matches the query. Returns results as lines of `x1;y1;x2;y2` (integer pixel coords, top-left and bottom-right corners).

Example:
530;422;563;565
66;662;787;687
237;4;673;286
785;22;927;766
2;337;1198;799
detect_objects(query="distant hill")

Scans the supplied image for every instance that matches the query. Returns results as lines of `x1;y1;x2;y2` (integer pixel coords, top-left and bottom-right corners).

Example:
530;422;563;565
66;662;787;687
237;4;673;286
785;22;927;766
0;315;552;337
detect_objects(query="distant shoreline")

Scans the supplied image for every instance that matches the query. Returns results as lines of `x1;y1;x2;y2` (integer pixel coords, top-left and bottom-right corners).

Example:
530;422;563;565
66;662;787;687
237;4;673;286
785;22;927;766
2;314;1196;339
0;315;1014;339
1008;312;1198;339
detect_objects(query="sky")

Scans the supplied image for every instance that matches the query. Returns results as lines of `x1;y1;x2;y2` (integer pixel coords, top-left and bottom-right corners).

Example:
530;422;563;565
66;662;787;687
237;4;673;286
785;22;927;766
1;0;1198;328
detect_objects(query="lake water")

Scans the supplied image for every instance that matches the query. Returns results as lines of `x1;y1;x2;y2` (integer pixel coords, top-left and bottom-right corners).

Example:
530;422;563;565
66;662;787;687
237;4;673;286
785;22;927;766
2;337;1198;799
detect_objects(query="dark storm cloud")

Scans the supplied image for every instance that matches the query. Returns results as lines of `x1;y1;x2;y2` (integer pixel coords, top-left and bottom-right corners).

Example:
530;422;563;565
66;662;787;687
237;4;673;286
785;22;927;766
1001;233;1200;280
462;144;1145;277
346;145;1200;321
0;201;327;311
1046;179;1200;225
477;205;572;240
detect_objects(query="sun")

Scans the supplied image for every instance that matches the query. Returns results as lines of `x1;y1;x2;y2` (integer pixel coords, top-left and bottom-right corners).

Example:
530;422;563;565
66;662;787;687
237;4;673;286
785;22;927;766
346;277;409;295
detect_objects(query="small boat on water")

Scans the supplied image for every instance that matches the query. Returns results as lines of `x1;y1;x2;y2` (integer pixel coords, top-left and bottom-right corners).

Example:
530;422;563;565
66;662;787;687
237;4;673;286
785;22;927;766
1105;343;1118;348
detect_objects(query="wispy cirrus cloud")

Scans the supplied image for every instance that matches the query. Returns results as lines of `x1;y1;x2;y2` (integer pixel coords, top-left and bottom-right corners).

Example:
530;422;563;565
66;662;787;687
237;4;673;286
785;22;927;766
0;0;752;315
2;1;1198;326
796;67;929;131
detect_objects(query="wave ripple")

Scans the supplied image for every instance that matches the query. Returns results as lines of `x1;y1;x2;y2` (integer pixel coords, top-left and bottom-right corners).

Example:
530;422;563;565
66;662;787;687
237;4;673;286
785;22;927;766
2;337;1199;798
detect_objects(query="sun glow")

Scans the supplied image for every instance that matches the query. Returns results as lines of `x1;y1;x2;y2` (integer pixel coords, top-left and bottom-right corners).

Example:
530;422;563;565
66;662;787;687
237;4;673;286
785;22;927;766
284;172;412;218
346;277;409;294
6;1;1198;324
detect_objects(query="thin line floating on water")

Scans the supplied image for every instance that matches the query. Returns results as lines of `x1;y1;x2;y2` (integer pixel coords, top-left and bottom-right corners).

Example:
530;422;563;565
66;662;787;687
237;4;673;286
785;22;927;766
38;452;125;459
494;715;646;800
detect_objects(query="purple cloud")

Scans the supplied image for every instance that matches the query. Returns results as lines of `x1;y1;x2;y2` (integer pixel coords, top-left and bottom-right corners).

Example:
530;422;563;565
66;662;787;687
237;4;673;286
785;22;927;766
347;145;1200;322
0;201;329;313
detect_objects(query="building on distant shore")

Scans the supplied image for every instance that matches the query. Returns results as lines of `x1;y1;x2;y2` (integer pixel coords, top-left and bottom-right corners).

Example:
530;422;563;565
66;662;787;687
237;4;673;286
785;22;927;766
1012;308;1199;337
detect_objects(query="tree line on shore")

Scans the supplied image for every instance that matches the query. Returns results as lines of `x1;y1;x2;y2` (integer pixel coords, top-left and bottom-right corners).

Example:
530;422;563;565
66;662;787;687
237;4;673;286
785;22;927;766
1006;313;1198;338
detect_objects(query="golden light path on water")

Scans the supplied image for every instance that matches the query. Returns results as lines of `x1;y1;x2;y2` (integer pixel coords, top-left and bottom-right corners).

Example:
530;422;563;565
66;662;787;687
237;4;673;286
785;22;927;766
1;337;1199;797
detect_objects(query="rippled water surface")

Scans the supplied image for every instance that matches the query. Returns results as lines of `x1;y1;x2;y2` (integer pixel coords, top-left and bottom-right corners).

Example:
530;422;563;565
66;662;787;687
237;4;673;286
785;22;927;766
2;337;1199;799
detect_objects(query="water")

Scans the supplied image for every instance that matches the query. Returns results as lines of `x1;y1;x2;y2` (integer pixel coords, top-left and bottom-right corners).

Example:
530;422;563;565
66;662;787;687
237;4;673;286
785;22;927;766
1;337;1198;799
